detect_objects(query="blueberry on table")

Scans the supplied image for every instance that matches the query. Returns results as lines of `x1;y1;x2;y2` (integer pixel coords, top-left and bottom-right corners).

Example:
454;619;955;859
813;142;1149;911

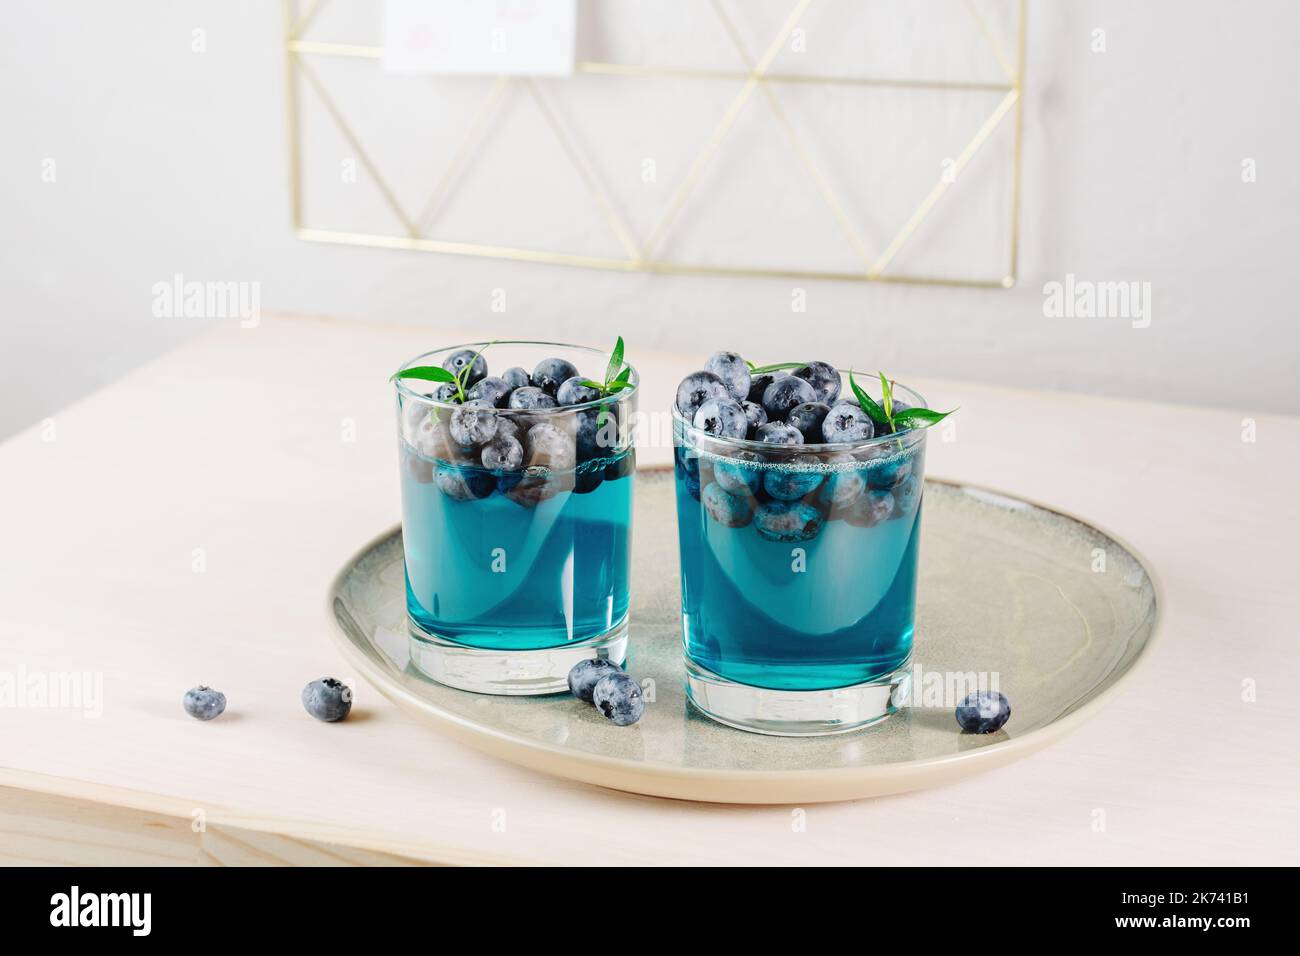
507;386;558;410
714;449;763;496
793;361;842;405
741;400;767;436
532;357;580;395
693;398;748;439
449;404;498;447
955;691;1011;734
435;462;494;500
821;403;875;443
467;375;511;408
675;371;730;422
761;375;817;421
480;433;524;471
754;500;824;542
755;421;804;445
592;673;645;726
501;366;531;391
786;402;831;443
183;686;226;721
702;481;756;528
302;678;353;722
704;351;751;402
557;376;600;406
762;454;824;501
442;349;487;388
567;658;623;703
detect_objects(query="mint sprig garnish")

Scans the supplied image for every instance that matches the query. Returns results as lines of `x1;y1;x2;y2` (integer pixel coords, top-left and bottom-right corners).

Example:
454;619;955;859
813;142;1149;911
849;370;955;434
745;360;808;375
578;336;632;429
393;342;494;402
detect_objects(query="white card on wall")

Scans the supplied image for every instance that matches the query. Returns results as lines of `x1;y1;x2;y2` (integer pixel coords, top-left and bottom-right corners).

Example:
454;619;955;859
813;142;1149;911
382;0;576;76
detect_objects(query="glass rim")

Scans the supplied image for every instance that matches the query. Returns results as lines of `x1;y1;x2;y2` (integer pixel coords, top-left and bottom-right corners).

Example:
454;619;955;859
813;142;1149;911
672;377;928;454
393;340;639;414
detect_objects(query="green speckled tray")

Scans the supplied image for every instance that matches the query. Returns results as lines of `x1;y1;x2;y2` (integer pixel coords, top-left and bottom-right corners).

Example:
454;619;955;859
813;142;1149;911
328;470;1159;803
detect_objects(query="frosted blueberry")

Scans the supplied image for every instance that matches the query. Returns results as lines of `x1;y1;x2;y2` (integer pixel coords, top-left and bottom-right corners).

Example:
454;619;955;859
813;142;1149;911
675;371;730;422
435;462;494;500
702;482;755;528
714;449;763;496
693;398;748;439
741;400;767;436
755;421;804;445
508;386;558;410
793;361;842;405
501;366;531;391
525;422;576;472
449;404;498;447
183;686;226;721
557;376;600;406
703;351;751;403
567;658;623;703
851;488;897;526
762;454;823;501
480;433;524;471
761;375;816;421
955;691;1011;734
302;677;353;722
822;403;875;443
467;376;511;408
747;370;787;404
442;349;487;388
894;474;922;515
786;402;831;443
592;673;645;726
532;357;579;395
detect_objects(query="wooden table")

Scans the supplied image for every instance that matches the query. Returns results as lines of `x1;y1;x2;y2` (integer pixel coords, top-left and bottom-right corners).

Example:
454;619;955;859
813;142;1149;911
1;315;1296;866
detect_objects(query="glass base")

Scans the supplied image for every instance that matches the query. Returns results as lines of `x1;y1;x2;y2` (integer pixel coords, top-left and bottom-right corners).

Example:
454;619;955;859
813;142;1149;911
408;618;629;696
685;656;912;737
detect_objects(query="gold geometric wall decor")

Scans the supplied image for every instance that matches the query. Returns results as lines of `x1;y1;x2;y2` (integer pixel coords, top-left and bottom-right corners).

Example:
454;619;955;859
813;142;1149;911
284;0;1026;287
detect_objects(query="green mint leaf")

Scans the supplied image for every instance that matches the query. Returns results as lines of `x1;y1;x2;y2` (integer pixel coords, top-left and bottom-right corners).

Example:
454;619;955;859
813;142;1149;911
849;371;889;426
392;366;456;384
605;336;625;388
611;365;632;385
748;361;808;375
878;372;894;421
604;380;633;394
892;407;956;427
577;379;606;391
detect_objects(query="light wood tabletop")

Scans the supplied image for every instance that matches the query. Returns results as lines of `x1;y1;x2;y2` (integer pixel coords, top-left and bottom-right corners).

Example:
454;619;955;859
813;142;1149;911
1;314;1296;866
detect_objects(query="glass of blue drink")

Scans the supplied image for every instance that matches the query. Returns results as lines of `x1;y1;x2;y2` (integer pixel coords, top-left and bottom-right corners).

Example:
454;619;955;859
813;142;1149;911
673;370;927;735
395;342;637;695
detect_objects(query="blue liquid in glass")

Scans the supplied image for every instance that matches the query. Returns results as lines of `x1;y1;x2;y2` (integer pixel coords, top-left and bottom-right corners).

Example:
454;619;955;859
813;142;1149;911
675;444;923;691
401;446;633;650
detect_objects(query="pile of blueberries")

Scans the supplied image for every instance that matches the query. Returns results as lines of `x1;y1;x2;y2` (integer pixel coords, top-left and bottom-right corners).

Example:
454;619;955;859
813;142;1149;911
567;659;644;726
675;352;922;542
401;349;632;503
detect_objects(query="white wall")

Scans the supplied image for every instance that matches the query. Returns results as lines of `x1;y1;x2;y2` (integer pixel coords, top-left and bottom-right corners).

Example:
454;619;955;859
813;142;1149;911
3;0;1298;441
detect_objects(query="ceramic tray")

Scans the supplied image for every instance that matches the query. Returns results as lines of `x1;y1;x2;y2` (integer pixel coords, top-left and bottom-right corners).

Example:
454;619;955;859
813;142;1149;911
328;470;1159;804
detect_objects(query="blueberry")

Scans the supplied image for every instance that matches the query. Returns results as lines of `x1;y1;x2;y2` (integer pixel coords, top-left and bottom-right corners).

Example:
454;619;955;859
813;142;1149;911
763;454;824;500
435;462;494;500
693;398;748;439
411;416;455;461
557;376;600;406
501;366;531;391
786;402;831;443
467;376;511;408
955;691;1011;734
822;403;875;443
714;449;763;496
866;450;913;489
676;446;702;501
755;421;804;445
754;500;824;542
747;371;787;404
183;685;226;721
894;474;922;515
820;456;867;511
532;357;579;395
704;351;751;402
525;421;576;472
496;416;521;442
448;404;498;447
792;361;842;405
508;386;558;410
302;677;353;722
574;463;605;495
506;469;567;507
430;382;460;404
761;375;817;421
567;658;623;702
741;400;767;436
605;451;636;482
850;488;897;526
480;433;524;471
442;349;487;388
885;401;914;434
675;371;730;422
701;482;756;527
592;673;645;726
